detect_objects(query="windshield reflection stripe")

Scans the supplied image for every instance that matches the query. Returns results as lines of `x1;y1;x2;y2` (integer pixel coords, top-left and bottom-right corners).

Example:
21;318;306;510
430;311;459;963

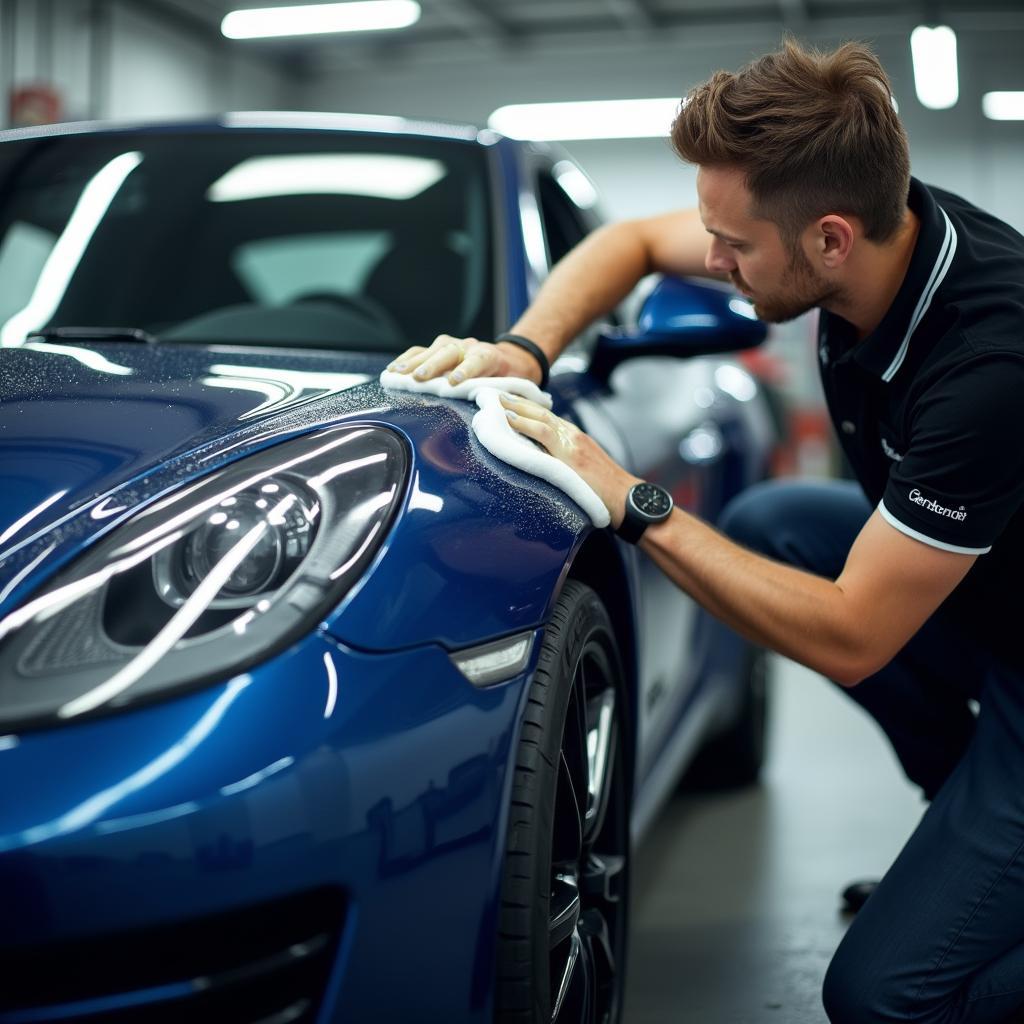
307;452;387;488
23;341;133;376
120;429;372;552
1;152;143;347
0;532;183;644
329;521;382;581
323;653;338;719
0;490;68;547
58;503;285;719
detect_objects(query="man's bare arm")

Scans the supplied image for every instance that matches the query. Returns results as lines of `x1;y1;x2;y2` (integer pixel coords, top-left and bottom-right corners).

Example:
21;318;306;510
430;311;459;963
641;508;976;686
389;208;716;383
498;393;977;687
510;208;718;360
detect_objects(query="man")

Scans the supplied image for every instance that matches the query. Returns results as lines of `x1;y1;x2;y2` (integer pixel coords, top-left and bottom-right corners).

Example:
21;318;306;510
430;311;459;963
390;40;1024;1023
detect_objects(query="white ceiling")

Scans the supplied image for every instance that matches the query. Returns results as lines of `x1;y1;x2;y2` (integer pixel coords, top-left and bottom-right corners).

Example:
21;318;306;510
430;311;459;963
137;0;1024;74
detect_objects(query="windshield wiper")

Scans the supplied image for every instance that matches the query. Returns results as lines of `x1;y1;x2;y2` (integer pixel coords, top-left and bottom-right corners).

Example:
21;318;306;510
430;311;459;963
26;326;159;344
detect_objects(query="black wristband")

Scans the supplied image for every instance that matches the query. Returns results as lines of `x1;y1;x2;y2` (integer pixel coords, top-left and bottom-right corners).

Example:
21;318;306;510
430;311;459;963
494;332;550;390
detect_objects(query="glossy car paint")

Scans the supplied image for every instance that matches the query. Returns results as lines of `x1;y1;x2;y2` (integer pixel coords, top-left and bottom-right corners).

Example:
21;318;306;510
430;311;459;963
0;119;771;1022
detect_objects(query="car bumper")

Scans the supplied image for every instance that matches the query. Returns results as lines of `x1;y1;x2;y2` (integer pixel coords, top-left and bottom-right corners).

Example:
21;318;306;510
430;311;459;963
0;630;536;1023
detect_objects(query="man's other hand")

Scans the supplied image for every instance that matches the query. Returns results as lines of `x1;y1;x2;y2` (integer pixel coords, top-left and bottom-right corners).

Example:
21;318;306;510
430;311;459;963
387;334;542;386
499;393;638;527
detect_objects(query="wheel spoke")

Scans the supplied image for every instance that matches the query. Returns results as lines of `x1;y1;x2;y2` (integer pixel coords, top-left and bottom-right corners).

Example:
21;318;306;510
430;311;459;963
579;925;596;1022
549;874;581;950
580;906;616;979
551;752;584;870
551;930;582;1023
584;687;616;845
580;908;615;1022
564;664;591;822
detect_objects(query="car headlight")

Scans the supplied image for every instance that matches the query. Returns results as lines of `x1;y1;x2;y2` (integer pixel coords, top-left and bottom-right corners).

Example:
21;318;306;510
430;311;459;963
0;425;408;730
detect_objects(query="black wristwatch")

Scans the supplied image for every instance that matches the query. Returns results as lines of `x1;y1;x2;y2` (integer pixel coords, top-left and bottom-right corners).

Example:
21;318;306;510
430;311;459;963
615;482;674;544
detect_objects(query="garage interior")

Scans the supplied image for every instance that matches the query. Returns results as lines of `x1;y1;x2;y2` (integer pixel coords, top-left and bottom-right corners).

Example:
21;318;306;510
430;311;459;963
2;2;1022;1022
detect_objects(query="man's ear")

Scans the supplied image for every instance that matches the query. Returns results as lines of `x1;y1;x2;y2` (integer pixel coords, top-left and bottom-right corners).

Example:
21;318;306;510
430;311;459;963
816;215;855;268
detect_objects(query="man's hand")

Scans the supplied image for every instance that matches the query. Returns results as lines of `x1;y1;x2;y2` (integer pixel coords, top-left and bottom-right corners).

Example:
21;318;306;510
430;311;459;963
388;334;541;386
499;394;638;526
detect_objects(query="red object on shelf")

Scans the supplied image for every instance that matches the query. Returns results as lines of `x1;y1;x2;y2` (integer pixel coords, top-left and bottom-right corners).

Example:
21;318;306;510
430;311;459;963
9;85;63;127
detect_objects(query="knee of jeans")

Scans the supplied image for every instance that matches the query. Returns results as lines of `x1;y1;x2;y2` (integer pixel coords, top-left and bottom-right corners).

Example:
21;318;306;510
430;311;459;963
822;947;914;1024
717;483;780;556
822;952;877;1024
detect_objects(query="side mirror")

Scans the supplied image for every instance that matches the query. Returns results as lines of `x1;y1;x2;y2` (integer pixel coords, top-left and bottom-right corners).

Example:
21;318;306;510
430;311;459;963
589;276;767;379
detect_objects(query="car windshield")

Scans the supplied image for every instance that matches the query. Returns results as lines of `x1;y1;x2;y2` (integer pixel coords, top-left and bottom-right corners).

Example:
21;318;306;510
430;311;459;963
0;129;494;353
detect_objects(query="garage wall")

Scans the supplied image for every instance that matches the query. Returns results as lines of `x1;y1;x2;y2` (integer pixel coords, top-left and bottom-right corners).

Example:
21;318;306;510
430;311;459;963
295;23;1024;231
0;0;290;127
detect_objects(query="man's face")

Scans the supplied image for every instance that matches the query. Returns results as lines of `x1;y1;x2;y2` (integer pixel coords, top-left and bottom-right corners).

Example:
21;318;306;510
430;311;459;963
696;165;839;323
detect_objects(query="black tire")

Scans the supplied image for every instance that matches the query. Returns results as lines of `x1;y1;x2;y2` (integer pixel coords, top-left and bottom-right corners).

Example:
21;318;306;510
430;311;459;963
682;645;769;790
495;581;630;1024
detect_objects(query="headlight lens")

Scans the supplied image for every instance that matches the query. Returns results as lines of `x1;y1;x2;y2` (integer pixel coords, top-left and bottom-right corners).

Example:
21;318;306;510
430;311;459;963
0;425;407;730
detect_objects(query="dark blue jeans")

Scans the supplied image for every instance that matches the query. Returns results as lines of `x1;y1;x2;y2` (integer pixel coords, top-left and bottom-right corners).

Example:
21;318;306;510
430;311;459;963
719;479;1024;1024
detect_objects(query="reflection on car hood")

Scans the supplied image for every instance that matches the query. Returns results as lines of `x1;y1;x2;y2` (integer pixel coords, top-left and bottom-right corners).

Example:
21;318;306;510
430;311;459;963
0;341;591;649
0;342;381;554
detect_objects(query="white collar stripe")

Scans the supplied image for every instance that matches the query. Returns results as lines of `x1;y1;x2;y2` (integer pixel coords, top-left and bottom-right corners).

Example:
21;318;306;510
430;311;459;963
881;206;958;383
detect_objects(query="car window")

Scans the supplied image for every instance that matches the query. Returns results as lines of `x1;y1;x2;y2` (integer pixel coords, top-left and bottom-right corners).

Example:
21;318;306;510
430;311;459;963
535;166;621;345
537;170;590;267
233;231;393;305
0;132;494;353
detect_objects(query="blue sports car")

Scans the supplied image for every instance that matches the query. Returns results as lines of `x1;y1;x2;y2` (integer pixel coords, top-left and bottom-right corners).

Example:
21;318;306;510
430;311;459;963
0;114;773;1024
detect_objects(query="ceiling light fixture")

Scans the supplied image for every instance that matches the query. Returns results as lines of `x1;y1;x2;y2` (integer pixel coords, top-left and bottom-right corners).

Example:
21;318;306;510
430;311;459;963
489;98;681;142
222;1;421;40
910;25;959;110
982;92;1024;120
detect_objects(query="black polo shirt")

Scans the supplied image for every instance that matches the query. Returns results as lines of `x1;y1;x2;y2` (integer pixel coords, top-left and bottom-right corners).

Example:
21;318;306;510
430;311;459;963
818;177;1024;671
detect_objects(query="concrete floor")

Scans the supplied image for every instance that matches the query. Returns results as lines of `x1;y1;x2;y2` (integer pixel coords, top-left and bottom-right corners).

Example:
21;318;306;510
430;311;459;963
623;655;926;1024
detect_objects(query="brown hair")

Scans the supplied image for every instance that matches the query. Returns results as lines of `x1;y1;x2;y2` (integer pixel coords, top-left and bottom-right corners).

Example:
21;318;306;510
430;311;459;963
670;39;910;244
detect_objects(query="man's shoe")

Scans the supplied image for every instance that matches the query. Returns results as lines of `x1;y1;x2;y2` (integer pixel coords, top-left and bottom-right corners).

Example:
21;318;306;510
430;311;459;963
841;879;878;913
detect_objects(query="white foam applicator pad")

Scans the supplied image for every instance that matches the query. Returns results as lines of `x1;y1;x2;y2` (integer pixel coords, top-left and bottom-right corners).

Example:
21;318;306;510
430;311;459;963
379;370;611;527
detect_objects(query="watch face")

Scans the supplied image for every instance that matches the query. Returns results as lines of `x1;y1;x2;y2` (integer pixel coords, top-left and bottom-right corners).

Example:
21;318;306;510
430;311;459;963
629;482;672;520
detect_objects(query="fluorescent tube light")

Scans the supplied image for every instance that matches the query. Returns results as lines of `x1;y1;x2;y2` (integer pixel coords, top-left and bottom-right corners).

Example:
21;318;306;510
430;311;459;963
910;25;958;110
208;154;445;201
982;92;1024;120
222;1;421;39
489;98;681;141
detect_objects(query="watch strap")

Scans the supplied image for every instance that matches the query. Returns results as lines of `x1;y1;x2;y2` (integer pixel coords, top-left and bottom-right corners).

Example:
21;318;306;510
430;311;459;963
615;513;649;544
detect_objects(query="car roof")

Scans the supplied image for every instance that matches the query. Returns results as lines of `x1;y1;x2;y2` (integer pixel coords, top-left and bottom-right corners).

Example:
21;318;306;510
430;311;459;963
0;111;506;146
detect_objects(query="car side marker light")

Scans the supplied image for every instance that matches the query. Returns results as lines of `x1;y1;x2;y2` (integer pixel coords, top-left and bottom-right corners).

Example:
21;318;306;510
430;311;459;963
451;633;535;688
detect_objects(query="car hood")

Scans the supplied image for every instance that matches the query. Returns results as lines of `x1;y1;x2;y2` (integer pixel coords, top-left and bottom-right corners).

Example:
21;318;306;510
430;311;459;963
0;341;381;540
0;341;590;649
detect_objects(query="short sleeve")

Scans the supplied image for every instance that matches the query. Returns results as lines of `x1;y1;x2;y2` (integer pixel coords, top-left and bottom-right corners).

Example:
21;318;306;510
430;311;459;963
880;355;1024;555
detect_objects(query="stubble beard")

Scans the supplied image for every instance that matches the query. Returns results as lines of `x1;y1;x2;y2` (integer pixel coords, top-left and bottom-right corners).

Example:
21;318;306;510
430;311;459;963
734;244;842;324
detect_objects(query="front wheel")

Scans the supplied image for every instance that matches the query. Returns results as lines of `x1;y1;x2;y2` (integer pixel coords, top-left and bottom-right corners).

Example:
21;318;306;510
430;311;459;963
495;581;630;1024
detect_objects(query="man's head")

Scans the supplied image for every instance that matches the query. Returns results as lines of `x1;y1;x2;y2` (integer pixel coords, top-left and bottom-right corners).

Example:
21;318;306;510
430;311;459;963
671;40;911;323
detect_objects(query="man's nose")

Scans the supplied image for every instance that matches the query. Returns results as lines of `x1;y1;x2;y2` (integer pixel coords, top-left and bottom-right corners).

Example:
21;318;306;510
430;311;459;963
705;240;735;275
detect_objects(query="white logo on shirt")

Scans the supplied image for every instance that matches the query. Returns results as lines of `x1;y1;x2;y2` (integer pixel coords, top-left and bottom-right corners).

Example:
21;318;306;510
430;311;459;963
908;489;967;521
